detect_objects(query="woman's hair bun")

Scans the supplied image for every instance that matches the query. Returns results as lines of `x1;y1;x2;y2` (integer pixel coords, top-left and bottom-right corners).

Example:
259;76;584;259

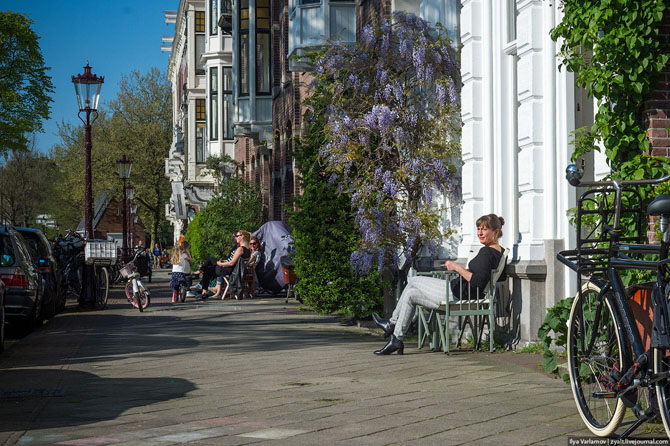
498;216;505;226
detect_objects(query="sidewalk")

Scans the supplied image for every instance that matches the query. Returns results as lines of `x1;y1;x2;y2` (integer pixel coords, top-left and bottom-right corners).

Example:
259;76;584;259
0;270;592;445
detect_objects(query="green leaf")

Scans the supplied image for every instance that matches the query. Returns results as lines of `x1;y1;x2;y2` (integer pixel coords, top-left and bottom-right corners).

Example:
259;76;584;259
542;350;557;373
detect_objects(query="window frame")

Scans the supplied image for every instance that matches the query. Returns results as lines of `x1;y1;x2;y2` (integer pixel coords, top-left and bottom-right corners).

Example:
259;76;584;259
223;67;233;140
256;0;271;95
210;67;219;140
239;0;250;96
210;0;219;35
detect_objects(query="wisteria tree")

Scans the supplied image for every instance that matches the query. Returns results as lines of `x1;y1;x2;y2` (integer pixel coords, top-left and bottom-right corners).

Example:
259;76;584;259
313;12;461;285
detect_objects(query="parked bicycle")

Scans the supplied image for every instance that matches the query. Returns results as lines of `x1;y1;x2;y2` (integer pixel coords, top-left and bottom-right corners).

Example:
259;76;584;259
557;164;670;439
119;249;151;312
52;231;110;309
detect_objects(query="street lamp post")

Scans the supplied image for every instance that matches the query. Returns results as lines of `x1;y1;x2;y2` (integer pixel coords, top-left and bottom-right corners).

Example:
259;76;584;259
126;185;135;249
72;62;104;309
116;155;132;260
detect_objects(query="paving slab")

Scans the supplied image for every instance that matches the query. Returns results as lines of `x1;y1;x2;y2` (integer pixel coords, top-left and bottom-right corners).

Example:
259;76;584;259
0;269;653;445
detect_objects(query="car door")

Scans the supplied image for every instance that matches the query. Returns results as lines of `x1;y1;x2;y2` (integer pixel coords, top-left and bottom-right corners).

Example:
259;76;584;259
13;233;41;299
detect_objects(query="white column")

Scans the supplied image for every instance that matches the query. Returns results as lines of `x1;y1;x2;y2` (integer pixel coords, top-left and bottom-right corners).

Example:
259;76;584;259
515;0;545;261
458;0;488;258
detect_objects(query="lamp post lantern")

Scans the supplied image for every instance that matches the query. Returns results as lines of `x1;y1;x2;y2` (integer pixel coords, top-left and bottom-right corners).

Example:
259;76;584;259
72;62;104;308
116;155;132;259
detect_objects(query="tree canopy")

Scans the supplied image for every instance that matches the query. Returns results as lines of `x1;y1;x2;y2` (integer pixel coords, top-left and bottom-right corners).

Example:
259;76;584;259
0;138;57;228
49;68;172;245
0;11;54;154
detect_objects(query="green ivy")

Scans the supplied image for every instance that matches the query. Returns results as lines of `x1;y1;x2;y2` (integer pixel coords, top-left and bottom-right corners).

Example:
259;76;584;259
538;297;573;382
542;1;669;366
552;0;669;166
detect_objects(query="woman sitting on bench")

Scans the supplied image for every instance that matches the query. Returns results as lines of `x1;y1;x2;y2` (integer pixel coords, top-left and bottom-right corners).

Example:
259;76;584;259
372;214;507;355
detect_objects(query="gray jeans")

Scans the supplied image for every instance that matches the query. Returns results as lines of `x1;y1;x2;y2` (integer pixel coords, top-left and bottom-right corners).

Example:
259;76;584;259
389;276;449;340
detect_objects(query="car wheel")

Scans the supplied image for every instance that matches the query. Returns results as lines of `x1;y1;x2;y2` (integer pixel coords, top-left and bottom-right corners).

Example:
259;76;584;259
55;289;66;314
42;281;57;319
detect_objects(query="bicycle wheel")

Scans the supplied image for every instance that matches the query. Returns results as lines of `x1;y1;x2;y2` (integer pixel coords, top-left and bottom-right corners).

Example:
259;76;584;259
568;281;627;436
179;283;187;303
136;287;150;311
125;281;139;309
654;326;670;436
93;266;109;309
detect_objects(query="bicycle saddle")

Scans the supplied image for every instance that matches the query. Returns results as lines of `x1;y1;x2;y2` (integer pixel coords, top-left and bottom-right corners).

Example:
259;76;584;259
648;194;670;216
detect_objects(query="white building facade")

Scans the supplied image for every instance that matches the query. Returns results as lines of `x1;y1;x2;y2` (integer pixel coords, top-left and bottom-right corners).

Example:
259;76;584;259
459;0;601;342
164;0;236;243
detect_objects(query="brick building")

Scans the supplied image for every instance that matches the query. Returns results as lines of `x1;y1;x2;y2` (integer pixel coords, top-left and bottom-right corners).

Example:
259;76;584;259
77;191;146;248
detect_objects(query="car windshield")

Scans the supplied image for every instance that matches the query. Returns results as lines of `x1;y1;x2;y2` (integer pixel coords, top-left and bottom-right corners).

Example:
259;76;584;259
0;235;15;267
18;232;45;261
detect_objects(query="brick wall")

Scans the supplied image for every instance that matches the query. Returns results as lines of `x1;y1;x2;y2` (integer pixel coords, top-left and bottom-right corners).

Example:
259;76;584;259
644;14;670;242
647;13;670;156
93;198;146;245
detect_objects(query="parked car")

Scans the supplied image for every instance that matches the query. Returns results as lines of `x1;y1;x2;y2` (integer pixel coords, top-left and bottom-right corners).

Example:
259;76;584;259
15;227;64;317
0;278;5;352
0;227;45;332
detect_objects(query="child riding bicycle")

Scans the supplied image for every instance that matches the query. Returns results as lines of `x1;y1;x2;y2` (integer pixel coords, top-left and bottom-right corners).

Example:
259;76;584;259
170;241;192;303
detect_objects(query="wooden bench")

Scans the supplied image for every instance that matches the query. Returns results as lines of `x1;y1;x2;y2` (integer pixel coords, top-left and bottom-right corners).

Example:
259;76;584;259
416;247;509;353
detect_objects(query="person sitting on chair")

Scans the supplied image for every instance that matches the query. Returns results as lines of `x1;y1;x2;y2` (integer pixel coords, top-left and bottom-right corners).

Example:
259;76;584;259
371;214;507;355
194;231;251;299
191;230;239;298
248;236;262;268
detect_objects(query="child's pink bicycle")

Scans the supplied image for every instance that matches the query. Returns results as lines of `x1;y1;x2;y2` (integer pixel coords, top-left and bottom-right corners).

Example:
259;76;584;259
119;251;151;312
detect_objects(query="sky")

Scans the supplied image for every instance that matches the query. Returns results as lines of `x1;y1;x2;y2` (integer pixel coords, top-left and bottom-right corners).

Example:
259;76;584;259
3;0;176;153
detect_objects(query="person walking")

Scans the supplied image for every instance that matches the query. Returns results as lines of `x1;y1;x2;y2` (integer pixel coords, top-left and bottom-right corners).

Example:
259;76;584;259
153;243;161;270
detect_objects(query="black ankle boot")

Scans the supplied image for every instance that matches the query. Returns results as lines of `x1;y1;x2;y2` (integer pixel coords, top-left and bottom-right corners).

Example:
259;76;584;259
374;335;404;355
372;312;395;338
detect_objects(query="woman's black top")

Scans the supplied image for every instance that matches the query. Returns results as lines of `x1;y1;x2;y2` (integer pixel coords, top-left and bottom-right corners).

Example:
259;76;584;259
450;246;506;300
215;247;251;276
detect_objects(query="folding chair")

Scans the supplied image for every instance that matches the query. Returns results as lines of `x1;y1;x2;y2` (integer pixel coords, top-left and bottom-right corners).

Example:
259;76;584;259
417;247;509;353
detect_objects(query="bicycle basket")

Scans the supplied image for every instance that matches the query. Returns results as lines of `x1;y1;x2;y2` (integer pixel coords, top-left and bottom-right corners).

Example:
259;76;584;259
119;262;136;279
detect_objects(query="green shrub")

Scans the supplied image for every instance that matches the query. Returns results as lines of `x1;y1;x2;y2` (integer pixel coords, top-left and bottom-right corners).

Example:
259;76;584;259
290;93;383;319
538;297;573;383
185;177;263;264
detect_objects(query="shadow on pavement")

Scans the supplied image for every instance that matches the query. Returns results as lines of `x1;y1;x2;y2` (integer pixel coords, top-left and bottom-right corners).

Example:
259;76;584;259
0;369;196;432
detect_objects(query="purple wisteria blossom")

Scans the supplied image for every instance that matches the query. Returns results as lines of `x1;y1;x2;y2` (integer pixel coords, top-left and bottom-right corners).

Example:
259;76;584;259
313;11;461;273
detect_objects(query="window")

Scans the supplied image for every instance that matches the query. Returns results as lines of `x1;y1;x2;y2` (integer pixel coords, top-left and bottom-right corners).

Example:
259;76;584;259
223;67;233;139
195;11;205;33
196;98;206;120
210;0;218;35
506;0;517;43
195;99;206;164
195;11;206;74
300;0;320;4
196;123;206;163
239;0;250;95
210;67;218;140
256;0;271;94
